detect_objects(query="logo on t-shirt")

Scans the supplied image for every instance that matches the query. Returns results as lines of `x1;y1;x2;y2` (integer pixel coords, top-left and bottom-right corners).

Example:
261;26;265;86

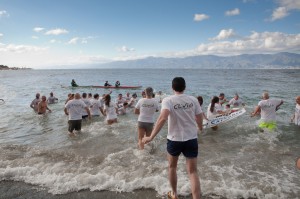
174;103;193;110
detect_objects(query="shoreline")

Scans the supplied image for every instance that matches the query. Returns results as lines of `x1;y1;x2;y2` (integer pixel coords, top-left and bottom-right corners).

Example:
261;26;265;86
0;180;240;199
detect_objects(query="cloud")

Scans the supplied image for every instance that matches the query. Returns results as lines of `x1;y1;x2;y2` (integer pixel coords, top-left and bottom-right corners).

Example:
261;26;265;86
0;44;47;53
195;31;300;55
116;46;135;52
210;29;237;41
0;10;9;18
271;7;289;21
194;14;209;22
68;37;80;44
0;33;3;37
225;8;240;16
33;27;45;33
45;28;69;35
270;0;300;21
67;36;93;44
32;36;39;39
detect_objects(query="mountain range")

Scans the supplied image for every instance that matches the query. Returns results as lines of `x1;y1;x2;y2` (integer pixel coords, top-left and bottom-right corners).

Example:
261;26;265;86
89;52;300;69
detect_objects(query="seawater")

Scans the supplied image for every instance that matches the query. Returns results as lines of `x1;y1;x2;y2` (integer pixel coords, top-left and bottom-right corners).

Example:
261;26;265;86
0;69;299;199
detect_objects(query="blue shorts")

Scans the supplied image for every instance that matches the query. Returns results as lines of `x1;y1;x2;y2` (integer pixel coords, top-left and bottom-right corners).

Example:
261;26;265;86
167;138;198;158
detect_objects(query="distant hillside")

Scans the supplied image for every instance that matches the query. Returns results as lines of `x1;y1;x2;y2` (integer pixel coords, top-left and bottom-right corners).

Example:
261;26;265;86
0;65;31;70
93;52;300;69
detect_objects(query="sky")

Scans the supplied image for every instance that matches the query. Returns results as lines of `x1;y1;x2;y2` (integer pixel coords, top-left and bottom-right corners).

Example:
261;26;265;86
0;0;299;69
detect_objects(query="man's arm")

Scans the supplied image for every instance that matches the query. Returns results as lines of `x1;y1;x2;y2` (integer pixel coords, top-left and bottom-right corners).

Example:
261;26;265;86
143;109;169;144
195;113;203;131
85;107;91;119
251;106;261;117
134;108;140;114
37;102;43;113
276;100;283;111
64;107;68;115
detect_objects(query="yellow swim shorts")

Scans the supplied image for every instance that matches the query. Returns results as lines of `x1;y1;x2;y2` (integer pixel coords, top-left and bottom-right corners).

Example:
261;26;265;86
258;121;277;131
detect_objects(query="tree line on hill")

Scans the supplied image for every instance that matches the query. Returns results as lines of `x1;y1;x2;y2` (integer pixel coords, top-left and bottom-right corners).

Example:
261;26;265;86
0;65;31;70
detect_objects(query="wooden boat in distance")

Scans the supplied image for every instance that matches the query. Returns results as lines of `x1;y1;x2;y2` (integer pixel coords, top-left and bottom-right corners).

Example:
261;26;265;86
70;85;142;89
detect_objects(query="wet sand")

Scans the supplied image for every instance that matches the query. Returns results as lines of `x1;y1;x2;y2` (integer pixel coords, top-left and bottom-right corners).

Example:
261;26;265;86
0;181;231;199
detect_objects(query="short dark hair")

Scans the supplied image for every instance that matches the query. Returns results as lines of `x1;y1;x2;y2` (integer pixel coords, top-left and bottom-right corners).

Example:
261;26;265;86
172;77;186;92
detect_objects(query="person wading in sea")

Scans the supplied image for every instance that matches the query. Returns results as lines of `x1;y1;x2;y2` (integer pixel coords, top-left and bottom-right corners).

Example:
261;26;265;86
143;77;203;199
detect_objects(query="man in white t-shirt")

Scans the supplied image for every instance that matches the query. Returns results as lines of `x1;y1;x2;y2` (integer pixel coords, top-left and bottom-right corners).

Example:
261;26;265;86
134;87;159;150
90;93;105;116
143;77;203;199
228;93;245;107
251;92;283;131
81;93;92;119
64;93;91;136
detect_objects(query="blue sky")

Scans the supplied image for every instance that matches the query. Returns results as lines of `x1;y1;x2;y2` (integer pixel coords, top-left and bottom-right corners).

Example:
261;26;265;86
0;0;299;68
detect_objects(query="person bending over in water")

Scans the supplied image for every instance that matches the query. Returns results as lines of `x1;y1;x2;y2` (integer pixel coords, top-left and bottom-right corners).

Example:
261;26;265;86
103;94;118;125
38;96;52;114
207;96;226;130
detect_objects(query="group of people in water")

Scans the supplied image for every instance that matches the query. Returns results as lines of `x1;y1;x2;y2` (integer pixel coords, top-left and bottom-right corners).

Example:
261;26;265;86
29;77;299;199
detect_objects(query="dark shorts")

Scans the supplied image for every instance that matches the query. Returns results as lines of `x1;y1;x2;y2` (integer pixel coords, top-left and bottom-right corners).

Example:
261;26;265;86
167;138;198;158
68;120;82;132
138;121;154;132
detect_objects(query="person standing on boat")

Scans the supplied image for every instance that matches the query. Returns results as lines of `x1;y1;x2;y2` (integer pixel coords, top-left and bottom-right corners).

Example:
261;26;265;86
115;80;121;88
143;77;203;199
30;93;41;112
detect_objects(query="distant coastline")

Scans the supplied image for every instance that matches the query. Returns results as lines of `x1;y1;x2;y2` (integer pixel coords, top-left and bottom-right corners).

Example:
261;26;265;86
0;65;32;70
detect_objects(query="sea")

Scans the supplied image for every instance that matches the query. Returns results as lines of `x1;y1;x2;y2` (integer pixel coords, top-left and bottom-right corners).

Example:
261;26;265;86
0;68;299;199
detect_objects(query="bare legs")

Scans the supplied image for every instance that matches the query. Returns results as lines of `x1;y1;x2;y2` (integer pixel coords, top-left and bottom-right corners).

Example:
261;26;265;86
168;154;201;199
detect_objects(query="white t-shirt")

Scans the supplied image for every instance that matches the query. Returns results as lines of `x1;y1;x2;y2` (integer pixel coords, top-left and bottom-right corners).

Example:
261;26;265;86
65;99;87;120
228;98;243;107
294;104;300;125
162;94;202;142
90;99;103;116
258;99;282;122
115;97;126;105
81;98;92;116
206;103;222;119
135;98;159;123
104;103;117;120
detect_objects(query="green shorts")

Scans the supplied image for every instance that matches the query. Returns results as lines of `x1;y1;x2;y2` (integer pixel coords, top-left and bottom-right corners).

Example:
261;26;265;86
258;121;277;131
